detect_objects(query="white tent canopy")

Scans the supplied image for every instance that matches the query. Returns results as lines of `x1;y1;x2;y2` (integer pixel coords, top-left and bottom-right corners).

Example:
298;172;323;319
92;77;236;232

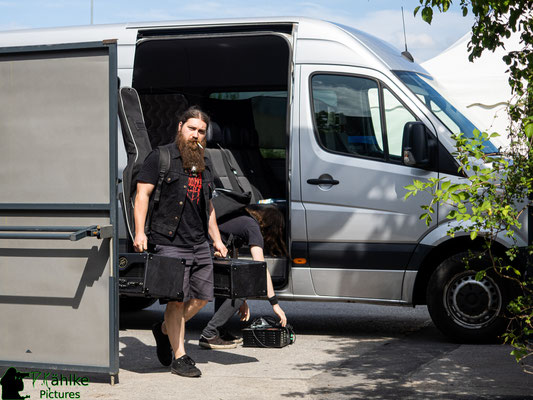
421;33;520;149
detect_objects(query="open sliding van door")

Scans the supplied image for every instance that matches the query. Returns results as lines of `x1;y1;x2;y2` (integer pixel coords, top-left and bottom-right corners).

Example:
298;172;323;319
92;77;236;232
0;42;119;380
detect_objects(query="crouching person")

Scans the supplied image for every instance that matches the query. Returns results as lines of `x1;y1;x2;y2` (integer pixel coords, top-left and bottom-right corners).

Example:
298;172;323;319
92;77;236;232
199;207;288;349
133;106;227;377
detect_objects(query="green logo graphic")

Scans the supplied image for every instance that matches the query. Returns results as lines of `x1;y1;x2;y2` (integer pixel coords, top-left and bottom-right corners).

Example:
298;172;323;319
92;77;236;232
1;368;90;400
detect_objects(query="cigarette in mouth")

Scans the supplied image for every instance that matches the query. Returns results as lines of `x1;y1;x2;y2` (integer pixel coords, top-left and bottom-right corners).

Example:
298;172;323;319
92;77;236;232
197;142;204;149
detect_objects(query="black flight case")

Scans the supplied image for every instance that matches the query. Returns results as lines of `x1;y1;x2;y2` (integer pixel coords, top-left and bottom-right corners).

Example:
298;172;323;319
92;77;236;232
212;258;267;299
118;253;267;300
118;252;186;301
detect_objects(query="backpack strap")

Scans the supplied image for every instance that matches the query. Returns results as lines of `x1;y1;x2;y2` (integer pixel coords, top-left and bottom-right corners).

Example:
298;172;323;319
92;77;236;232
153;146;171;204
145;146;171;232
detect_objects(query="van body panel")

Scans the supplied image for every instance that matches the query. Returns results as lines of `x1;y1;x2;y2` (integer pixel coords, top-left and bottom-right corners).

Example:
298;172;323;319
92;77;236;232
290;64;307;249
295;20;387;70
295;39;383;69
118;44;136;71
332;23;429;75
401;270;417;303
311;269;403;299
419;220;527;249
290;203;307;243
289;267;317;297
308;242;416;270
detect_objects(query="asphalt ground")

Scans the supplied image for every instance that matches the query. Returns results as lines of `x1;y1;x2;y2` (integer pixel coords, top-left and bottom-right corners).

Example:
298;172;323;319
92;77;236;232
5;300;533;400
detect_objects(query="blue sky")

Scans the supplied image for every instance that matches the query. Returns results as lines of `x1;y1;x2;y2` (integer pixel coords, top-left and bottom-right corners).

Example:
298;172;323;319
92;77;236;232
0;0;475;62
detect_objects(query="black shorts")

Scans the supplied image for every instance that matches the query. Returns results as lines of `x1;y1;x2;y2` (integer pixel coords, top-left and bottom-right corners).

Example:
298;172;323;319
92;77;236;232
154;241;214;303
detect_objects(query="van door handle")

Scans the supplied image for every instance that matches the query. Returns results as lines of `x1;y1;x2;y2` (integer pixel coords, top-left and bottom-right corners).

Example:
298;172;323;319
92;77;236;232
307;178;339;185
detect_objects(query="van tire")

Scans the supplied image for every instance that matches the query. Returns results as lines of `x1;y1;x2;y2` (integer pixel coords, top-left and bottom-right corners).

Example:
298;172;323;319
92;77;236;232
426;252;511;343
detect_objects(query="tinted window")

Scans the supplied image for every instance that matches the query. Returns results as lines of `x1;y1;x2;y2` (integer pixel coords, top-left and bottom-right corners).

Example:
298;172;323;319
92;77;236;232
208;91;287;159
312;75;385;160
311;74;419;163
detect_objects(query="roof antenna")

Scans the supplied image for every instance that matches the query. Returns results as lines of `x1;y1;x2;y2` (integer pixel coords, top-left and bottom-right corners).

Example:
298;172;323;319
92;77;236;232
401;7;414;62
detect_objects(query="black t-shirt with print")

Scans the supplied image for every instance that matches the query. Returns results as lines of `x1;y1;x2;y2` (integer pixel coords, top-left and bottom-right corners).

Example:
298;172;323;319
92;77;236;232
136;150;207;247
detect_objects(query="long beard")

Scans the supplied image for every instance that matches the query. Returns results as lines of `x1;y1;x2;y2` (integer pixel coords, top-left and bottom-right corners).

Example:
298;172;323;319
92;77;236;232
176;132;206;173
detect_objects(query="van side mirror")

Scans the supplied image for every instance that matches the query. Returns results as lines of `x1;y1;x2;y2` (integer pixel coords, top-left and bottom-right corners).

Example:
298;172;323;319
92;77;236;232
402;122;433;168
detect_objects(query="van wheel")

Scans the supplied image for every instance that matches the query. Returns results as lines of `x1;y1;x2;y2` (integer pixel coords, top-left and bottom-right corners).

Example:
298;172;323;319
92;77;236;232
119;297;157;312
426;252;511;343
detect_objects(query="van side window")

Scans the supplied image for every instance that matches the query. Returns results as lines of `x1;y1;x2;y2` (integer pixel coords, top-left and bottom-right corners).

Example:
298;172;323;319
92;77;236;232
311;74;418;163
311;75;385;160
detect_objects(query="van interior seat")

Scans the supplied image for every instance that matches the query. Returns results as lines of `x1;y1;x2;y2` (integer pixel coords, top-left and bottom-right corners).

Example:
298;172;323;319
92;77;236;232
205;121;262;203
206;97;282;199
139;93;188;148
206;120;226;148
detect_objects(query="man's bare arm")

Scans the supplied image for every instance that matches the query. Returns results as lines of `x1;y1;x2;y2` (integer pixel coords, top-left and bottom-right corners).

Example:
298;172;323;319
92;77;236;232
208;200;228;257
133;182;155;252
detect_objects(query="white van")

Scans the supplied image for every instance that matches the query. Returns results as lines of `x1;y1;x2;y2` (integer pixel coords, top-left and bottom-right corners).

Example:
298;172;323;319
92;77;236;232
0;17;523;346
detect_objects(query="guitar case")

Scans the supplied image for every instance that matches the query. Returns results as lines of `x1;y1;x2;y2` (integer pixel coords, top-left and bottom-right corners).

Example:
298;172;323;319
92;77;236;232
118;87;153;240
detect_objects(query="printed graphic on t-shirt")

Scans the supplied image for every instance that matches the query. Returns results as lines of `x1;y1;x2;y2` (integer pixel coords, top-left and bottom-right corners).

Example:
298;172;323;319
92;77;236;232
187;173;202;204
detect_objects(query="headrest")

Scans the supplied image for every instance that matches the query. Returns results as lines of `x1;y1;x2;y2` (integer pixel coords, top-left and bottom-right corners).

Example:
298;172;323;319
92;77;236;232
206;121;224;147
224;125;244;149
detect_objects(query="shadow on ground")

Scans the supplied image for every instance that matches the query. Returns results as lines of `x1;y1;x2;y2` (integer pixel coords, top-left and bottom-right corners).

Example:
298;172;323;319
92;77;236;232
118;335;259;374
280;326;533;400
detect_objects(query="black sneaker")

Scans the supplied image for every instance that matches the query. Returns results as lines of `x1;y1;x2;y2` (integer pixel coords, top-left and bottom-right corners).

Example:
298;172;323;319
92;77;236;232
182;354;196;365
152;321;172;366
220;330;243;344
199;335;238;349
171;355;201;377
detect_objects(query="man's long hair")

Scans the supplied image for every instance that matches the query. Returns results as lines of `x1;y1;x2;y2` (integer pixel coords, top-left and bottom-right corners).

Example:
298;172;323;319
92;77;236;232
176;106;210;173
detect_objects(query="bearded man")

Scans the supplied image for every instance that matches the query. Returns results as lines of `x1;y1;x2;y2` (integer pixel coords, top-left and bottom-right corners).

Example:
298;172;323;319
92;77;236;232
133;106;227;377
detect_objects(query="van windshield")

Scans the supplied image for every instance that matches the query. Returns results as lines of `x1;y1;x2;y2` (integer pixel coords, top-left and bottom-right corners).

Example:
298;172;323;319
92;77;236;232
394;70;499;154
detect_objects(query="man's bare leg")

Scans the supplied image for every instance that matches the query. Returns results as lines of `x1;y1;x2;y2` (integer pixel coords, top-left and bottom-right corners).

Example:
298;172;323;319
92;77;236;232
162;299;208;328
164;301;186;359
184;299;208;322
161;299;208;357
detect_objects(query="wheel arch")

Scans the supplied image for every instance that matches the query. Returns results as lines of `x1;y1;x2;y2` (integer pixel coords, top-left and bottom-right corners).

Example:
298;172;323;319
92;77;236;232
411;236;508;305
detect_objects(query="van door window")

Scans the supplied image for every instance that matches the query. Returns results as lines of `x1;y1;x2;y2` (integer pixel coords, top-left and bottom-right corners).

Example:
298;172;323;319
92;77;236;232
382;87;417;161
311;74;385;160
311;74;419;163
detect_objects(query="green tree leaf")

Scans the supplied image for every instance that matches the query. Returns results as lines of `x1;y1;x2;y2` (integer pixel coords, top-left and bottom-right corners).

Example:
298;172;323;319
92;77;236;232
525;122;533;139
421;6;433;24
410;0;533;369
